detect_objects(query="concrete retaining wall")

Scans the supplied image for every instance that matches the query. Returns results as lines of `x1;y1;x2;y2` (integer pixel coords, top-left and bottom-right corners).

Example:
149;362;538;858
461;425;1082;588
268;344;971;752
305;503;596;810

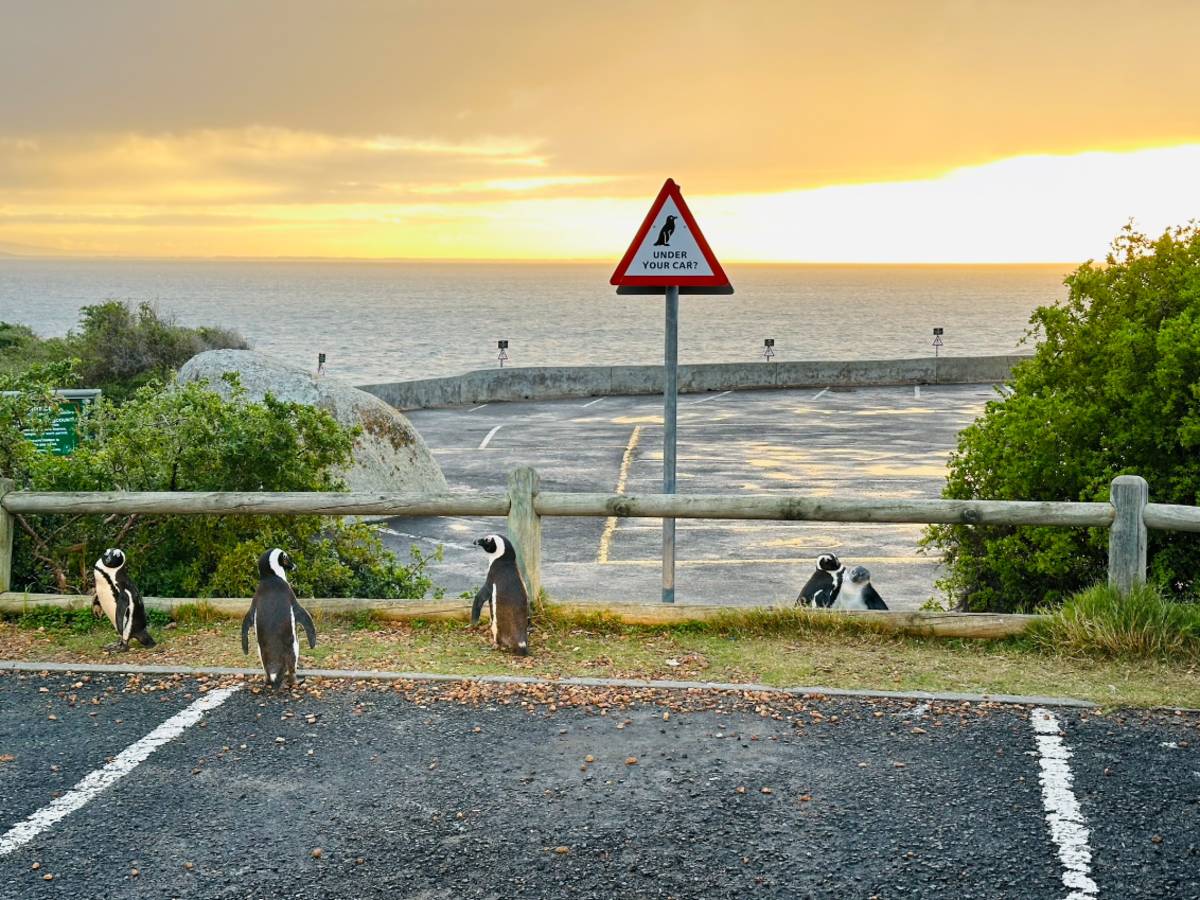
358;354;1031;410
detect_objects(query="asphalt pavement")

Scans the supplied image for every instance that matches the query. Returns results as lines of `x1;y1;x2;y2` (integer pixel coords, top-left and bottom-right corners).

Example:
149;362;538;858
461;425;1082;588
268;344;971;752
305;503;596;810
391;384;998;609
1;670;1196;899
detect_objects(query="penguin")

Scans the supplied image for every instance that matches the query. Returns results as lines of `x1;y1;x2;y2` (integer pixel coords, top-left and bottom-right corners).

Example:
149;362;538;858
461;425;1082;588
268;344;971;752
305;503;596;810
470;534;529;656
92;548;156;652
241;548;317;689
834;565;889;611
653;214;677;247
795;553;844;608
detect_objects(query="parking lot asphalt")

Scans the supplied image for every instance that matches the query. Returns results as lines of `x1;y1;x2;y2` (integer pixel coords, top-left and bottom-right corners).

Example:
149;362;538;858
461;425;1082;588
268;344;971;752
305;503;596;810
1;670;1196;899
390;384;998;609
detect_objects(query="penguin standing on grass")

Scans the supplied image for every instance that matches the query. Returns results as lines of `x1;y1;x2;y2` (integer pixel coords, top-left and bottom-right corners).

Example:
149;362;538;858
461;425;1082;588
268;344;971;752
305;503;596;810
796;553;844;608
242;549;317;689
92;548;156;652
471;534;529;656
834;565;889;610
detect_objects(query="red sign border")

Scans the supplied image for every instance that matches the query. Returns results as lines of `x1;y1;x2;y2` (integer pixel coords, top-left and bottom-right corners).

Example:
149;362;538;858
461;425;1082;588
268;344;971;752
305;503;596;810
610;178;730;288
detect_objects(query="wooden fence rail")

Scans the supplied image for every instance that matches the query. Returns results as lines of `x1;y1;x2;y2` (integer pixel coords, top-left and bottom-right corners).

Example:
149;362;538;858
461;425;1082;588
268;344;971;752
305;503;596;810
0;470;1181;606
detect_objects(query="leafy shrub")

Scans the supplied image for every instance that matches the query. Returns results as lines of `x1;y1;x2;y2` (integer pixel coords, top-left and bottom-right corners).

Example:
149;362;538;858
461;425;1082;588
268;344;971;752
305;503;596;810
925;224;1200;611
9;377;442;600
0;360;77;485
1027;583;1200;660
0;301;247;401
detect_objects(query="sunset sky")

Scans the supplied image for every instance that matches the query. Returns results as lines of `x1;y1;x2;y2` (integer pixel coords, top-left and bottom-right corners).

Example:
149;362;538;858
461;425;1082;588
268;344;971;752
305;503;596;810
2;1;1199;262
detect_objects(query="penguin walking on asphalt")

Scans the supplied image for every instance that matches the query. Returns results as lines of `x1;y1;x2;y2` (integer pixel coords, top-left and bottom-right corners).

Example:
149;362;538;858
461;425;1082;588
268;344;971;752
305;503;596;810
834;565;889;610
653;214;677;246
471;534;529;656
796;553;844;608
92;548;156;652
241;548;317;689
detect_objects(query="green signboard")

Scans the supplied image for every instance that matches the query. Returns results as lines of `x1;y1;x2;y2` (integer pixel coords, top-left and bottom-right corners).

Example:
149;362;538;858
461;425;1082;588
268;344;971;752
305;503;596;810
11;389;101;456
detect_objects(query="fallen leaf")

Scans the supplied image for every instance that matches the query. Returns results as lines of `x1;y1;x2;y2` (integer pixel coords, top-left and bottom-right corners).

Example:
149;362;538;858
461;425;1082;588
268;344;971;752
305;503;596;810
625;756;638;766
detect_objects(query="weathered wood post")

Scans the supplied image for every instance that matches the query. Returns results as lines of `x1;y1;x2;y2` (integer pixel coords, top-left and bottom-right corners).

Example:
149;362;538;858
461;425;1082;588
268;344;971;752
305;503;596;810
1108;474;1148;594
0;479;13;593
507;467;542;605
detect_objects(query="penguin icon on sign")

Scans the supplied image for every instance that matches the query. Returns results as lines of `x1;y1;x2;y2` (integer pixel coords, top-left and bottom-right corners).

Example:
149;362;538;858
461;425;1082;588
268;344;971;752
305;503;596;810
653;214;677;246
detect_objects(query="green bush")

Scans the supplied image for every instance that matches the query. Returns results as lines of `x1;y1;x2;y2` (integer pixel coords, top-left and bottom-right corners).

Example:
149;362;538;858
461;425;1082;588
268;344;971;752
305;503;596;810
0;301;247;401
8;377;442;600
925;224;1200;611
1027;583;1200;660
0;360;77;485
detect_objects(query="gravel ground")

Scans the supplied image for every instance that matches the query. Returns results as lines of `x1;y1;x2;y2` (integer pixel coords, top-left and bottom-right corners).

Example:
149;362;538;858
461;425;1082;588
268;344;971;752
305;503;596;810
0;671;1197;899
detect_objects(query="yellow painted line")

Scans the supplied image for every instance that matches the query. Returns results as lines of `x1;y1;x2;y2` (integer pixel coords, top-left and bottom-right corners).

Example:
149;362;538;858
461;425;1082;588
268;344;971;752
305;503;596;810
596;425;642;563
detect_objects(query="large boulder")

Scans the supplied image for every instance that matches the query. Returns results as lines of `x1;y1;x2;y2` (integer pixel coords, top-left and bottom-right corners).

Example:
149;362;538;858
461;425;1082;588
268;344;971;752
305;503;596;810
178;350;447;494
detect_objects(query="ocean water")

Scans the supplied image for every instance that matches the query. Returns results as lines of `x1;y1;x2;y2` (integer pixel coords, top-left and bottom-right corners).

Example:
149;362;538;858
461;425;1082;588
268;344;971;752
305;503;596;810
0;259;1071;384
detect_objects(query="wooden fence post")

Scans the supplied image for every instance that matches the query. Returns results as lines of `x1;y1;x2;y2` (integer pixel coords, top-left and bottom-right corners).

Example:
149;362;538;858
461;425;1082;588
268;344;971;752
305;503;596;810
1108;474;1148;594
0;479;14;594
507;467;542;604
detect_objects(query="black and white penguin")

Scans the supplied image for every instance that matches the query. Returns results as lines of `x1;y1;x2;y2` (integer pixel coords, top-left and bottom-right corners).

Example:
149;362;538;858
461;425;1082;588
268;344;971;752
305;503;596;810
653;214;677;246
471;534;529;656
796;553;844;608
241;548;317;689
834;565;889;610
92;548;156;652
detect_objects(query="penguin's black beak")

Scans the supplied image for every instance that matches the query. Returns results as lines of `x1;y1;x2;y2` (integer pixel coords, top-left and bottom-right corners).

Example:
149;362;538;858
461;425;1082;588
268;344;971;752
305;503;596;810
473;538;484;548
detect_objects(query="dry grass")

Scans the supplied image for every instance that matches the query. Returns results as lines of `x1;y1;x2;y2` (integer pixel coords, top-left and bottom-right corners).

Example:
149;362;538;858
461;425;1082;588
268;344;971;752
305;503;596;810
3;603;1198;709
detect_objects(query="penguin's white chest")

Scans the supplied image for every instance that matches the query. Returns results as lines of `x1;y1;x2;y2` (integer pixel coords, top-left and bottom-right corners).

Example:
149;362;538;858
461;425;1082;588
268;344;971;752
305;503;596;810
833;584;868;610
94;571;119;627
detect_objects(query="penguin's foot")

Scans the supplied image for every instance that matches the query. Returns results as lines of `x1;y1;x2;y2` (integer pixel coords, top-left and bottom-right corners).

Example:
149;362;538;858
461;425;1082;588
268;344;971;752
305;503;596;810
103;641;130;653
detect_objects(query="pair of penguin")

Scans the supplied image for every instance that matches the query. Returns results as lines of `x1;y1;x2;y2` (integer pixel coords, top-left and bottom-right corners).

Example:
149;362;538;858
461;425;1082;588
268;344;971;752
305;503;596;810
796;553;888;610
92;546;317;689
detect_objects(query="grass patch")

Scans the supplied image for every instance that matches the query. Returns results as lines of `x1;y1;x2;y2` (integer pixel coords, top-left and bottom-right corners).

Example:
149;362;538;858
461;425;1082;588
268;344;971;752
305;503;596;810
14;606;105;635
1028;583;1200;661
2;601;1199;708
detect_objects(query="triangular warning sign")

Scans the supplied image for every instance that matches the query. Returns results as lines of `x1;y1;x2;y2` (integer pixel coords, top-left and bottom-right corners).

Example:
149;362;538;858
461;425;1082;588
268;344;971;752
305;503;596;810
611;179;733;294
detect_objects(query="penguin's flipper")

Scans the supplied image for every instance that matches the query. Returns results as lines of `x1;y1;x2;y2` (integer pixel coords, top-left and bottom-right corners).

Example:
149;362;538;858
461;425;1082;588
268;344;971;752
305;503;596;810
293;600;318;649
864;586;888;611
470;580;491;626
116;590;133;641
240;602;256;655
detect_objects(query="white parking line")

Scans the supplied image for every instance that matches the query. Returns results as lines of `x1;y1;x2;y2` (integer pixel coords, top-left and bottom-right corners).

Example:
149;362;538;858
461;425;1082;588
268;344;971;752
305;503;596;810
478;425;504;450
1031;707;1098;899
468;404;489;412
690;390;733;405
914;385;921;399
812;387;830;400
0;684;242;856
580;397;606;408
378;527;475;552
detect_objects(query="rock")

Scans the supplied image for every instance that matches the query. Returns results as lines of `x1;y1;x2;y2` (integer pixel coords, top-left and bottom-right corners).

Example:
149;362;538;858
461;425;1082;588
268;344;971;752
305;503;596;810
178;350;447;494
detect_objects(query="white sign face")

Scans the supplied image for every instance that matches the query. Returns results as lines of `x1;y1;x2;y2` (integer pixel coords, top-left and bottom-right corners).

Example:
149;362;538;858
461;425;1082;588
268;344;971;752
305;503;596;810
623;196;715;278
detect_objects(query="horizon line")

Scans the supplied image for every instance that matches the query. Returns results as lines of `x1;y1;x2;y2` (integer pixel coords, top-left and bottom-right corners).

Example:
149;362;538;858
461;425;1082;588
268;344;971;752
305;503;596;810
0;253;1084;267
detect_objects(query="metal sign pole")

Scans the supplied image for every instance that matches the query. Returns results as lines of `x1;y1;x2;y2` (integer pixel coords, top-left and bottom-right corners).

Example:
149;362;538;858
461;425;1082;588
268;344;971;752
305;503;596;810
663;285;679;603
